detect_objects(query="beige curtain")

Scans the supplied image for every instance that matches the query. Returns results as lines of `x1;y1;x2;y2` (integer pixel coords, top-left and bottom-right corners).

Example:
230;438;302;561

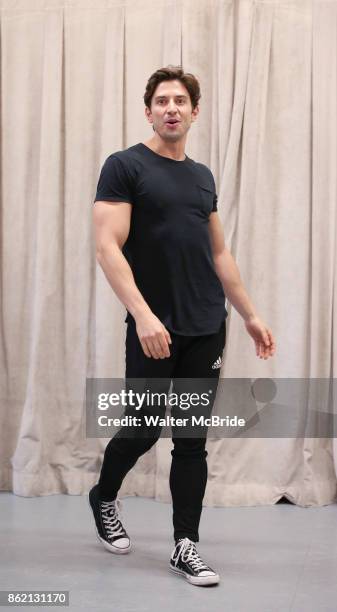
1;0;336;506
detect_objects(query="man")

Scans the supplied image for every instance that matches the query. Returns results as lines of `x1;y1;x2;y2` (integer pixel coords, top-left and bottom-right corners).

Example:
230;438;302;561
90;65;276;587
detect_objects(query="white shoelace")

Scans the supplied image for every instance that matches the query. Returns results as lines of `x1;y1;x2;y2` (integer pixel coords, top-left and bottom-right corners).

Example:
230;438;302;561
173;538;209;571
100;499;126;539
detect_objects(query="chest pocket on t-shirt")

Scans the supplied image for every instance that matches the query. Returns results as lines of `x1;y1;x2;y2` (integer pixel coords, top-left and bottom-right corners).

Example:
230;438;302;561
197;184;214;215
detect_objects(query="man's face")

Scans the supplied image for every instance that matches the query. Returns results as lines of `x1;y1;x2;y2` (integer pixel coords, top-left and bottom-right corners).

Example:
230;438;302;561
145;79;199;142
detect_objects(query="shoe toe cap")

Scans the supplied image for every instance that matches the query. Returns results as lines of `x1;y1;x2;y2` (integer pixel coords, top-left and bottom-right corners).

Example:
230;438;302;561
113;537;130;549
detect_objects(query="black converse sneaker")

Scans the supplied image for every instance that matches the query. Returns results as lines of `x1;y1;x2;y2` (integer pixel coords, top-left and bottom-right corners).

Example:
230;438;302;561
88;484;131;554
169;537;220;586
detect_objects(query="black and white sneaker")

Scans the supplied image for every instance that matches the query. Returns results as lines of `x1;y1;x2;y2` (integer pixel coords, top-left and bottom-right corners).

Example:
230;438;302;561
88;484;131;554
169;537;220;586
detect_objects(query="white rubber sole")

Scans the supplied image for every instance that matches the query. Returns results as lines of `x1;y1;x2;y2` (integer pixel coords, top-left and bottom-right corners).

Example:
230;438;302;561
96;531;131;555
169;564;220;586
87;495;132;555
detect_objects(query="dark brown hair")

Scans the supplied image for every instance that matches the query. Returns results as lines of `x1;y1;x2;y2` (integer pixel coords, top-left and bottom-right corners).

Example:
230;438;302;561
143;65;201;110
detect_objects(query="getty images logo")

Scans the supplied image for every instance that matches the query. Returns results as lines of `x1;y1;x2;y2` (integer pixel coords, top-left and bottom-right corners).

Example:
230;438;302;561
211;356;222;369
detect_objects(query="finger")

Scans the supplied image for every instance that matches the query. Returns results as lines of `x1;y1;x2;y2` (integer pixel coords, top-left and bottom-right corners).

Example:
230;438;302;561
142;338;157;359
270;337;276;354
147;338;160;360
267;329;275;347
266;335;275;356
152;337;166;359
164;330;172;347
263;332;270;347
265;345;272;358
140;339;151;358
159;334;171;358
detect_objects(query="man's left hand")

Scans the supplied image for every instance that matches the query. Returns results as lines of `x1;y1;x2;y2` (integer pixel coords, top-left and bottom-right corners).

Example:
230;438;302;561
244;316;276;360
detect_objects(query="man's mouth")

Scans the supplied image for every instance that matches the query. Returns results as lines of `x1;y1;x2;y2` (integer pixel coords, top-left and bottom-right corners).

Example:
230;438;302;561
166;119;180;125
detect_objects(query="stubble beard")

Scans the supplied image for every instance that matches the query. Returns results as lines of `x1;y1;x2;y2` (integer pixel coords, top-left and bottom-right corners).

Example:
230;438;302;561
156;121;190;143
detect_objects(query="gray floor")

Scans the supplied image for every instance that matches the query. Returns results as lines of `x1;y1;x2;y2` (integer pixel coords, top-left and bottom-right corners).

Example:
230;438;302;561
0;493;337;612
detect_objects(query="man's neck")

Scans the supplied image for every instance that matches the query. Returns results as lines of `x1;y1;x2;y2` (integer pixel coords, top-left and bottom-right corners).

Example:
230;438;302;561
142;136;186;161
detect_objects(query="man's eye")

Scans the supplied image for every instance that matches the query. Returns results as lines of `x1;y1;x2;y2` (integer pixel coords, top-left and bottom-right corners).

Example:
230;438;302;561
157;99;185;104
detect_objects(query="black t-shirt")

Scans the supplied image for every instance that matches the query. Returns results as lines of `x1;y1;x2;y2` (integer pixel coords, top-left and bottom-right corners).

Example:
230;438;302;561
94;142;228;335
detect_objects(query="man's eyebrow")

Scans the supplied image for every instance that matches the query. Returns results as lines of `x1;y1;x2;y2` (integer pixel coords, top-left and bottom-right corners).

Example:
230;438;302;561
155;94;188;100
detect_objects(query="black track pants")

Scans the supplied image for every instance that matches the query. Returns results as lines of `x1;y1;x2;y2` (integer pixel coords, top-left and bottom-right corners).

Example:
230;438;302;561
98;317;226;543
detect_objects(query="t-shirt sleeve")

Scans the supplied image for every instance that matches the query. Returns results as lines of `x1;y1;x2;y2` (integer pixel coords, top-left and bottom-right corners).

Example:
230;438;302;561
208;169;218;212
94;155;134;204
212;192;218;212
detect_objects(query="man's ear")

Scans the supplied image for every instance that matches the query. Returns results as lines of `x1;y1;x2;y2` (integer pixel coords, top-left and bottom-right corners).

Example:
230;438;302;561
191;104;199;122
145;107;155;131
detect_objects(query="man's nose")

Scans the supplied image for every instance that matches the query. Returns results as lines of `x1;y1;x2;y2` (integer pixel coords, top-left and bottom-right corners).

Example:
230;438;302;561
167;100;178;112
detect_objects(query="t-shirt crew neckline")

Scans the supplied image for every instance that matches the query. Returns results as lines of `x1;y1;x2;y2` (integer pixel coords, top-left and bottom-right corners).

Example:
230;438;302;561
139;142;189;163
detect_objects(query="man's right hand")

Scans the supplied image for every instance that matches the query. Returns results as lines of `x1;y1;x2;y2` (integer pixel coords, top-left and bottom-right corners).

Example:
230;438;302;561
135;310;172;359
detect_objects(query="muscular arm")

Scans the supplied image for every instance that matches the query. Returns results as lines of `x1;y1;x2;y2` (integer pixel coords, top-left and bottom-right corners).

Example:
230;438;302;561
208;212;276;359
208;212;257;321
93;201;149;319
93;201;171;358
